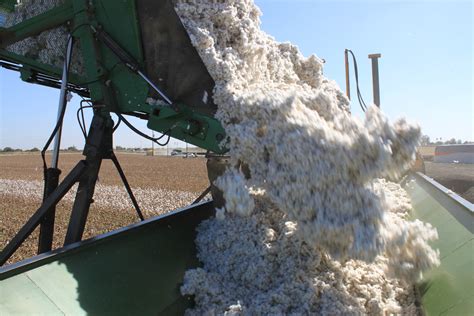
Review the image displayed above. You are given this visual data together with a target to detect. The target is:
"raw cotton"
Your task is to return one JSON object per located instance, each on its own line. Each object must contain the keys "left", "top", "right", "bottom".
{"left": 173, "top": 0, "right": 439, "bottom": 314}
{"left": 5, "top": 0, "right": 84, "bottom": 74}
{"left": 174, "top": 0, "right": 437, "bottom": 264}
{"left": 181, "top": 182, "right": 424, "bottom": 315}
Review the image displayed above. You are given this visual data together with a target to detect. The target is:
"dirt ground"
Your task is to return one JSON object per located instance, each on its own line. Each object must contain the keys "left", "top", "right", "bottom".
{"left": 0, "top": 153, "right": 209, "bottom": 265}
{"left": 424, "top": 162, "right": 474, "bottom": 203}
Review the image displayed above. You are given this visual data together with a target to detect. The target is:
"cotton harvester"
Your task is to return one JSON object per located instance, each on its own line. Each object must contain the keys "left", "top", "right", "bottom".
{"left": 0, "top": 1, "right": 472, "bottom": 315}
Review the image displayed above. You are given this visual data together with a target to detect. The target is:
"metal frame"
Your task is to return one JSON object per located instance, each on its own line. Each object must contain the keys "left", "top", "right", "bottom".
{"left": 0, "top": 0, "right": 229, "bottom": 265}
{"left": 0, "top": 1, "right": 140, "bottom": 264}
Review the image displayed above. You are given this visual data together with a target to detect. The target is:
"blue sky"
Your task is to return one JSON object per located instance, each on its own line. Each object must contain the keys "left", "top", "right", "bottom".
{"left": 0, "top": 0, "right": 472, "bottom": 149}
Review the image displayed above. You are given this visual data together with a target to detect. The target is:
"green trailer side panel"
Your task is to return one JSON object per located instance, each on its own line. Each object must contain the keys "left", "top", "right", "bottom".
{"left": 0, "top": 274, "right": 64, "bottom": 315}
{"left": 404, "top": 173, "right": 474, "bottom": 316}
{"left": 0, "top": 202, "right": 215, "bottom": 316}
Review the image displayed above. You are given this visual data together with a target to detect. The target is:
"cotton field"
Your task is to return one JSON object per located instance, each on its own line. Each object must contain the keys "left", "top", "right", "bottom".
{"left": 0, "top": 153, "right": 210, "bottom": 265}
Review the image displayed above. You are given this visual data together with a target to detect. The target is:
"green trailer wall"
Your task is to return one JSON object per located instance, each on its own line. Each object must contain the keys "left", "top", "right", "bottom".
{"left": 0, "top": 201, "right": 215, "bottom": 315}
{"left": 0, "top": 174, "right": 473, "bottom": 315}
{"left": 404, "top": 172, "right": 473, "bottom": 315}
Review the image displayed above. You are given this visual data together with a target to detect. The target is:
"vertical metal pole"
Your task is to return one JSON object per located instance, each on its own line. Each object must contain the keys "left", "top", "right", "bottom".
{"left": 38, "top": 37, "right": 73, "bottom": 254}
{"left": 368, "top": 53, "right": 382, "bottom": 107}
{"left": 344, "top": 49, "right": 351, "bottom": 100}
{"left": 51, "top": 38, "right": 73, "bottom": 168}
{"left": 151, "top": 131, "right": 155, "bottom": 156}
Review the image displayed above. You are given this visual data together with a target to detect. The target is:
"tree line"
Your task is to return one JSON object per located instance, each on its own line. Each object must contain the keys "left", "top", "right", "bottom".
{"left": 420, "top": 135, "right": 473, "bottom": 146}
{"left": 0, "top": 146, "right": 80, "bottom": 153}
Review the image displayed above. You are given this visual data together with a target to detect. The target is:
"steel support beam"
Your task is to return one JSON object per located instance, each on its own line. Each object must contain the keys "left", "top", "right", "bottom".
{"left": 64, "top": 114, "right": 113, "bottom": 245}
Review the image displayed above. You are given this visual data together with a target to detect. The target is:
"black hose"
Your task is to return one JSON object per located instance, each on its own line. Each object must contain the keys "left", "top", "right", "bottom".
{"left": 346, "top": 49, "right": 368, "bottom": 112}
{"left": 117, "top": 113, "right": 171, "bottom": 146}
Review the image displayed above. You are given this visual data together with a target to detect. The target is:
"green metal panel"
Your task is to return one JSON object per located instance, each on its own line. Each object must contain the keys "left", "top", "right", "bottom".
{"left": 0, "top": 0, "right": 228, "bottom": 153}
{"left": 0, "top": 274, "right": 64, "bottom": 315}
{"left": 0, "top": 202, "right": 215, "bottom": 315}
{"left": 86, "top": 0, "right": 149, "bottom": 112}
{"left": 148, "top": 105, "right": 228, "bottom": 154}
{"left": 403, "top": 173, "right": 474, "bottom": 315}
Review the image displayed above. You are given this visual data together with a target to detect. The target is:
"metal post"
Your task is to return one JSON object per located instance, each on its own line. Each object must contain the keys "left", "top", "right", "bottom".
{"left": 110, "top": 153, "right": 145, "bottom": 221}
{"left": 64, "top": 114, "right": 113, "bottom": 245}
{"left": 51, "top": 38, "right": 73, "bottom": 168}
{"left": 37, "top": 167, "right": 61, "bottom": 253}
{"left": 37, "top": 37, "right": 73, "bottom": 254}
{"left": 151, "top": 131, "right": 155, "bottom": 156}
{"left": 344, "top": 49, "right": 351, "bottom": 100}
{"left": 368, "top": 53, "right": 382, "bottom": 107}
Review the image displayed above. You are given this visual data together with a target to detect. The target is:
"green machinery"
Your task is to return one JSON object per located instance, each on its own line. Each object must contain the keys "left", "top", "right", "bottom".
{"left": 0, "top": 0, "right": 226, "bottom": 153}
{"left": 0, "top": 1, "right": 473, "bottom": 315}
{"left": 0, "top": 0, "right": 228, "bottom": 264}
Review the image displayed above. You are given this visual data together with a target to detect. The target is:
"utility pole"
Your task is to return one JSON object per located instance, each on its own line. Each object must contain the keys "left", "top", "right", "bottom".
{"left": 368, "top": 53, "right": 382, "bottom": 107}
{"left": 344, "top": 49, "right": 351, "bottom": 100}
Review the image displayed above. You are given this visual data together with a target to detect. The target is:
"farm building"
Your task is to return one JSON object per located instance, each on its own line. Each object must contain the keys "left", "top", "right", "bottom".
{"left": 434, "top": 144, "right": 474, "bottom": 164}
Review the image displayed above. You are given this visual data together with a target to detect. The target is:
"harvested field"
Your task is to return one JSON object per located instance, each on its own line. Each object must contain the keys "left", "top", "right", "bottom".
{"left": 0, "top": 153, "right": 209, "bottom": 265}
{"left": 0, "top": 152, "right": 208, "bottom": 192}
{"left": 424, "top": 162, "right": 474, "bottom": 203}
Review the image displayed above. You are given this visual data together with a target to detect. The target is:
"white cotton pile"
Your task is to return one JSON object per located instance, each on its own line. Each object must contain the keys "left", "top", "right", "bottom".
{"left": 174, "top": 0, "right": 437, "bottom": 263}
{"left": 181, "top": 185, "right": 424, "bottom": 315}
{"left": 5, "top": 0, "right": 84, "bottom": 74}
{"left": 173, "top": 0, "right": 440, "bottom": 314}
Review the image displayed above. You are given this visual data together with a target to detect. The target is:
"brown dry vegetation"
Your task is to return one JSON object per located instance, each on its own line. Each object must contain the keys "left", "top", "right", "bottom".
{"left": 0, "top": 153, "right": 209, "bottom": 265}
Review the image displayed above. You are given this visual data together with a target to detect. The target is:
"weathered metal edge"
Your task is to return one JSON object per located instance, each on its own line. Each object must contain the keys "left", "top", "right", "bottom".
{"left": 415, "top": 172, "right": 473, "bottom": 213}
{"left": 408, "top": 172, "right": 473, "bottom": 234}
{"left": 0, "top": 200, "right": 214, "bottom": 278}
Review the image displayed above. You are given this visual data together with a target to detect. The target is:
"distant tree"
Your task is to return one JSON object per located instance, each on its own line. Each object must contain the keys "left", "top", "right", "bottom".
{"left": 445, "top": 138, "right": 457, "bottom": 145}
{"left": 67, "top": 146, "right": 78, "bottom": 151}
{"left": 457, "top": 139, "right": 462, "bottom": 144}
{"left": 116, "top": 145, "right": 125, "bottom": 151}
{"left": 29, "top": 147, "right": 40, "bottom": 152}
{"left": 420, "top": 135, "right": 431, "bottom": 146}
{"left": 2, "top": 147, "right": 13, "bottom": 152}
